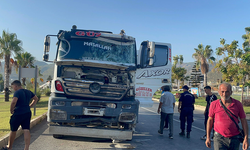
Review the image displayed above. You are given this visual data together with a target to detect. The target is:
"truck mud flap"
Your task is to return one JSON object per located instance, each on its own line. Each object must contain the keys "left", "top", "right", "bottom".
{"left": 49, "top": 126, "right": 133, "bottom": 140}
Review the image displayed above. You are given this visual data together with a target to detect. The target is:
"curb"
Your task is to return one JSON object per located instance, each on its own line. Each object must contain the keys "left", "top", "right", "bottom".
{"left": 0, "top": 112, "right": 47, "bottom": 148}
{"left": 152, "top": 98, "right": 250, "bottom": 120}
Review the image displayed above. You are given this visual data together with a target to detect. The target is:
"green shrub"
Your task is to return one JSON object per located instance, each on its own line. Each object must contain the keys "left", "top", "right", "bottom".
{"left": 43, "top": 88, "right": 51, "bottom": 96}
{"left": 243, "top": 99, "right": 250, "bottom": 106}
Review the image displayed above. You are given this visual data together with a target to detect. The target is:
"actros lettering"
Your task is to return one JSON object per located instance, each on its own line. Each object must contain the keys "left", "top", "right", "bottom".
{"left": 136, "top": 69, "right": 171, "bottom": 79}
{"left": 75, "top": 31, "right": 101, "bottom": 37}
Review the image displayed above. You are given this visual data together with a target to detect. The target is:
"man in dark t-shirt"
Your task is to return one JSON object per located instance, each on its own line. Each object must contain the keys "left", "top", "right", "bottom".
{"left": 200, "top": 86, "right": 217, "bottom": 140}
{"left": 178, "top": 85, "right": 195, "bottom": 138}
{"left": 4, "top": 80, "right": 38, "bottom": 150}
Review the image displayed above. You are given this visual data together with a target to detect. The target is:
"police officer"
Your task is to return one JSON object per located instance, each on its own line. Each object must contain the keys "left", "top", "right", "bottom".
{"left": 178, "top": 85, "right": 195, "bottom": 138}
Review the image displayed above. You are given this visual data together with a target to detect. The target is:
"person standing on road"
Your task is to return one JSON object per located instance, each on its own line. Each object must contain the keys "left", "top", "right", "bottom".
{"left": 178, "top": 85, "right": 195, "bottom": 138}
{"left": 205, "top": 83, "right": 249, "bottom": 150}
{"left": 3, "top": 80, "right": 38, "bottom": 150}
{"left": 161, "top": 86, "right": 169, "bottom": 130}
{"left": 200, "top": 86, "right": 217, "bottom": 140}
{"left": 157, "top": 85, "right": 176, "bottom": 139}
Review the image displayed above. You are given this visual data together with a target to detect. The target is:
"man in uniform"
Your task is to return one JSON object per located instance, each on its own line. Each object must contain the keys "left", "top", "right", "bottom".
{"left": 178, "top": 85, "right": 195, "bottom": 138}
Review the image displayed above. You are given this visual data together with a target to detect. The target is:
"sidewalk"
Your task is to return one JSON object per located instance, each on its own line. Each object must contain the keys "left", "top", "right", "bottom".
{"left": 152, "top": 98, "right": 250, "bottom": 120}
{"left": 0, "top": 112, "right": 47, "bottom": 148}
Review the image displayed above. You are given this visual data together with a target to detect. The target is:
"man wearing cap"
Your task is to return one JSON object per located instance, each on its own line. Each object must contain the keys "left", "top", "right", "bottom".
{"left": 178, "top": 85, "right": 195, "bottom": 138}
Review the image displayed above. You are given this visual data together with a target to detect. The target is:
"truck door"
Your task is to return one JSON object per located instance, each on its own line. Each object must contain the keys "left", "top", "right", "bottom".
{"left": 135, "top": 41, "right": 172, "bottom": 107}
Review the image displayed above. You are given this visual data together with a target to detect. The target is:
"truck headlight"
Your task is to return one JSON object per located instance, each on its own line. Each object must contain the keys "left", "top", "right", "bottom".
{"left": 106, "top": 103, "right": 116, "bottom": 108}
{"left": 50, "top": 109, "right": 67, "bottom": 120}
{"left": 71, "top": 102, "right": 83, "bottom": 106}
{"left": 122, "top": 104, "right": 131, "bottom": 109}
{"left": 54, "top": 101, "right": 65, "bottom": 106}
{"left": 119, "top": 112, "right": 136, "bottom": 122}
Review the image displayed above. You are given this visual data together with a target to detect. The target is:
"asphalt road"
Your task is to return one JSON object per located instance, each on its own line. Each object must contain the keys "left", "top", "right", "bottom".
{"left": 11, "top": 101, "right": 250, "bottom": 150}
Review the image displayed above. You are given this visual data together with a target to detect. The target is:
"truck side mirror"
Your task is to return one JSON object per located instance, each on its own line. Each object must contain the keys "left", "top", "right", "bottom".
{"left": 148, "top": 42, "right": 155, "bottom": 66}
{"left": 44, "top": 36, "right": 51, "bottom": 53}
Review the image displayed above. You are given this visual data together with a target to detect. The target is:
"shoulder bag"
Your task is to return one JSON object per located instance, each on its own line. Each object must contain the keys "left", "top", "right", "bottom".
{"left": 219, "top": 100, "right": 245, "bottom": 143}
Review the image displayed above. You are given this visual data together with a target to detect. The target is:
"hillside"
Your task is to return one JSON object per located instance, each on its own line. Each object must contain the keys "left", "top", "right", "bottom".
{"left": 0, "top": 61, "right": 54, "bottom": 83}
{"left": 176, "top": 62, "right": 222, "bottom": 83}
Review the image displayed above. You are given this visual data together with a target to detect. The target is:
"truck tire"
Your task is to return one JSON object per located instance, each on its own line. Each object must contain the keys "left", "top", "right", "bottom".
{"left": 53, "top": 134, "right": 64, "bottom": 139}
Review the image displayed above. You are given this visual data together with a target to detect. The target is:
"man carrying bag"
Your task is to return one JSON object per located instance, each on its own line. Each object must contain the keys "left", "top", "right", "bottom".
{"left": 205, "top": 83, "right": 249, "bottom": 150}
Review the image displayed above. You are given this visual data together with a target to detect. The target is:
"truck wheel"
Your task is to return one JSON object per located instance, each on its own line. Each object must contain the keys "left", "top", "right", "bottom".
{"left": 53, "top": 134, "right": 64, "bottom": 139}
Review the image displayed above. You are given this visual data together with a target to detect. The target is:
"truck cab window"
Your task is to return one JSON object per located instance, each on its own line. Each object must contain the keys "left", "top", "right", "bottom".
{"left": 141, "top": 44, "right": 168, "bottom": 68}
{"left": 141, "top": 44, "right": 148, "bottom": 68}
{"left": 152, "top": 45, "right": 168, "bottom": 67}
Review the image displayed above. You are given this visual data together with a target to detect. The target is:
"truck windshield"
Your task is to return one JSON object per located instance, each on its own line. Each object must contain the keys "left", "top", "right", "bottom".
{"left": 57, "top": 38, "right": 136, "bottom": 65}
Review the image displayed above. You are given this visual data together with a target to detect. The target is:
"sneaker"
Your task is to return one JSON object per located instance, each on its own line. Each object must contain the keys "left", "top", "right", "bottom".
{"left": 164, "top": 127, "right": 169, "bottom": 130}
{"left": 158, "top": 130, "right": 163, "bottom": 135}
{"left": 186, "top": 132, "right": 190, "bottom": 138}
{"left": 169, "top": 136, "right": 173, "bottom": 139}
{"left": 179, "top": 131, "right": 185, "bottom": 136}
{"left": 200, "top": 135, "right": 206, "bottom": 140}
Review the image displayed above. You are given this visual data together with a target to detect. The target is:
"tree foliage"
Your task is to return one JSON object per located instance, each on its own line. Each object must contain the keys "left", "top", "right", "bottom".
{"left": 215, "top": 28, "right": 250, "bottom": 102}
{"left": 172, "top": 55, "right": 187, "bottom": 90}
{"left": 14, "top": 52, "right": 35, "bottom": 85}
{"left": 0, "top": 30, "right": 22, "bottom": 101}
{"left": 192, "top": 44, "right": 216, "bottom": 87}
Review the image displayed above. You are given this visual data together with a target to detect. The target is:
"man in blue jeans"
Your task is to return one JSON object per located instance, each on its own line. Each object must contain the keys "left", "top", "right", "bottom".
{"left": 157, "top": 85, "right": 176, "bottom": 139}
{"left": 3, "top": 80, "right": 38, "bottom": 150}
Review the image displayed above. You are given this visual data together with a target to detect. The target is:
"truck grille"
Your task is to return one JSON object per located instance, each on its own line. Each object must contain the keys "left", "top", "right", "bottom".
{"left": 62, "top": 78, "right": 128, "bottom": 100}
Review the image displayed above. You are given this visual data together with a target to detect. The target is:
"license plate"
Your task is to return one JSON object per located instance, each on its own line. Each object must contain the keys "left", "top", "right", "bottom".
{"left": 83, "top": 108, "right": 104, "bottom": 116}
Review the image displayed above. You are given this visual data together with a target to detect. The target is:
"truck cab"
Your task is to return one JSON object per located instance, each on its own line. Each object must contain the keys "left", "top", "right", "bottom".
{"left": 43, "top": 25, "right": 171, "bottom": 141}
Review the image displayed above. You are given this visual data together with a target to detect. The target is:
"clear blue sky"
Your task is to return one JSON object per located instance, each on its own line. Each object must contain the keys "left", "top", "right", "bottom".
{"left": 0, "top": 0, "right": 250, "bottom": 63}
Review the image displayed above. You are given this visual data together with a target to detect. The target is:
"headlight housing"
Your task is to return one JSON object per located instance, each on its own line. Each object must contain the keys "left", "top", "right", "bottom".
{"left": 119, "top": 112, "right": 136, "bottom": 122}
{"left": 54, "top": 101, "right": 65, "bottom": 106}
{"left": 106, "top": 103, "right": 116, "bottom": 108}
{"left": 122, "top": 104, "right": 131, "bottom": 109}
{"left": 71, "top": 102, "right": 83, "bottom": 106}
{"left": 50, "top": 109, "right": 67, "bottom": 120}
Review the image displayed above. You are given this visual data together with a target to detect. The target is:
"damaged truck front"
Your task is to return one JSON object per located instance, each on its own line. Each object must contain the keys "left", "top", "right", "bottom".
{"left": 43, "top": 25, "right": 172, "bottom": 141}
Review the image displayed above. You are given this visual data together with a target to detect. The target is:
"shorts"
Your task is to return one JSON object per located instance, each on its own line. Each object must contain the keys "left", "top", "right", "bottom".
{"left": 10, "top": 111, "right": 31, "bottom": 131}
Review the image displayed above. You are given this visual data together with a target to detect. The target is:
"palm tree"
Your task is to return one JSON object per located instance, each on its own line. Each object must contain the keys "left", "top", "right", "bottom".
{"left": 173, "top": 55, "right": 183, "bottom": 67}
{"left": 14, "top": 52, "right": 35, "bottom": 85}
{"left": 192, "top": 44, "right": 215, "bottom": 87}
{"left": 172, "top": 55, "right": 186, "bottom": 90}
{"left": 242, "top": 27, "right": 250, "bottom": 51}
{"left": 0, "top": 30, "right": 22, "bottom": 101}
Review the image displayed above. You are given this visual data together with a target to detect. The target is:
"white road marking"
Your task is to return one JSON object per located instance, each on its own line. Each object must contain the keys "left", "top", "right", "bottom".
{"left": 141, "top": 107, "right": 205, "bottom": 132}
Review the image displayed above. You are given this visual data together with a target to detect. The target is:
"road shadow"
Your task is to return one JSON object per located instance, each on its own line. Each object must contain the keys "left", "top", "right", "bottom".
{"left": 11, "top": 118, "right": 48, "bottom": 149}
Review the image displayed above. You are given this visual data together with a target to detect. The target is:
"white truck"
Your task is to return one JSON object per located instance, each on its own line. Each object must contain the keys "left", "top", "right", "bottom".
{"left": 43, "top": 25, "right": 172, "bottom": 141}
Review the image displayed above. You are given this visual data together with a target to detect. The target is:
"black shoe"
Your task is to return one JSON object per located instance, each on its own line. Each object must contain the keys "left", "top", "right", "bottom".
{"left": 158, "top": 130, "right": 163, "bottom": 135}
{"left": 186, "top": 132, "right": 190, "bottom": 138}
{"left": 179, "top": 131, "right": 185, "bottom": 136}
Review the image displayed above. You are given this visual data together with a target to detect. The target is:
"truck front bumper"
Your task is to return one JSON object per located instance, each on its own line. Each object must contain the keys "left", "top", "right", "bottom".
{"left": 49, "top": 125, "right": 133, "bottom": 140}
{"left": 47, "top": 95, "right": 139, "bottom": 125}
